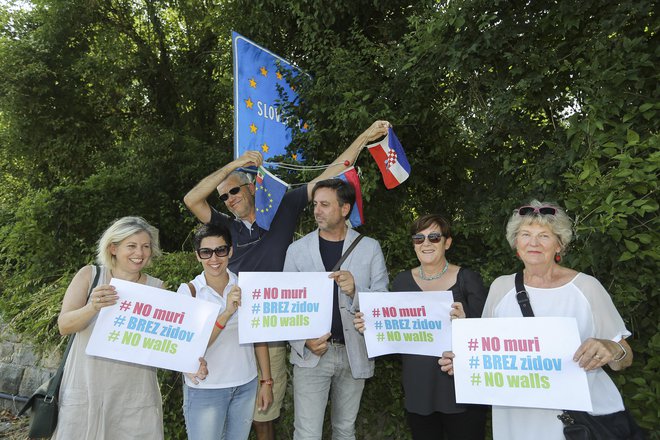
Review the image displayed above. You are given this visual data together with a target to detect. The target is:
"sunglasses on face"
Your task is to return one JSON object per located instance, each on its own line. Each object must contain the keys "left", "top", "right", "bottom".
{"left": 516, "top": 206, "right": 557, "bottom": 216}
{"left": 412, "top": 232, "right": 443, "bottom": 245}
{"left": 197, "top": 246, "right": 231, "bottom": 259}
{"left": 219, "top": 183, "right": 249, "bottom": 202}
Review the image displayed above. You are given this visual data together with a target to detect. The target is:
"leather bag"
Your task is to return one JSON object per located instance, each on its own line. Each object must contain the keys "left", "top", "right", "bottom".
{"left": 514, "top": 271, "right": 645, "bottom": 440}
{"left": 18, "top": 265, "right": 101, "bottom": 438}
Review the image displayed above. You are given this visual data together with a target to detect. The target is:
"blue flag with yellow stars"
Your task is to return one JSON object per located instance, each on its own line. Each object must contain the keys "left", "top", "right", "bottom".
{"left": 233, "top": 32, "right": 307, "bottom": 163}
{"left": 255, "top": 166, "right": 289, "bottom": 230}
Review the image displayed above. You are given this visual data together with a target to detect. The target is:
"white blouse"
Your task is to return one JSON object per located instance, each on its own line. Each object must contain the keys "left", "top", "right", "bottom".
{"left": 483, "top": 272, "right": 631, "bottom": 440}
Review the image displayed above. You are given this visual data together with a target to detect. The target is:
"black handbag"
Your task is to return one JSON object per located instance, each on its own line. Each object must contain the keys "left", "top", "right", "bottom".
{"left": 558, "top": 409, "right": 645, "bottom": 440}
{"left": 514, "top": 272, "right": 646, "bottom": 440}
{"left": 18, "top": 265, "right": 101, "bottom": 438}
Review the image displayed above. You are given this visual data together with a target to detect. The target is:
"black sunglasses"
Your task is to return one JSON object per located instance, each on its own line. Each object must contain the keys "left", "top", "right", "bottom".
{"left": 219, "top": 183, "right": 249, "bottom": 202}
{"left": 197, "top": 246, "right": 231, "bottom": 259}
{"left": 412, "top": 232, "right": 443, "bottom": 245}
{"left": 517, "top": 206, "right": 557, "bottom": 216}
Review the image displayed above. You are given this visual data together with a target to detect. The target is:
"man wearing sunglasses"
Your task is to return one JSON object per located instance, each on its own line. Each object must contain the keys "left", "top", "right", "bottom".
{"left": 284, "top": 179, "right": 388, "bottom": 440}
{"left": 183, "top": 120, "right": 390, "bottom": 440}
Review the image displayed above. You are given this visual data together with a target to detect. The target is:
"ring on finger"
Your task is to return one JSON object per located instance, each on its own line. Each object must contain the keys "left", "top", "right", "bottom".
{"left": 593, "top": 354, "right": 602, "bottom": 360}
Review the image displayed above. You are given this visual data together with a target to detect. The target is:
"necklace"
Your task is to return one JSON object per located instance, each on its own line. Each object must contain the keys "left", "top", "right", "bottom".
{"left": 419, "top": 260, "right": 449, "bottom": 281}
{"left": 111, "top": 270, "right": 142, "bottom": 283}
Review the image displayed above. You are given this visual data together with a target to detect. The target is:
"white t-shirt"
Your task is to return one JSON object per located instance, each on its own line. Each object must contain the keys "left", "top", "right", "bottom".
{"left": 177, "top": 270, "right": 257, "bottom": 389}
{"left": 483, "top": 272, "right": 631, "bottom": 440}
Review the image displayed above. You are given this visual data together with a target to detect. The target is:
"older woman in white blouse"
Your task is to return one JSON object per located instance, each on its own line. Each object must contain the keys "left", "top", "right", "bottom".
{"left": 439, "top": 200, "right": 638, "bottom": 440}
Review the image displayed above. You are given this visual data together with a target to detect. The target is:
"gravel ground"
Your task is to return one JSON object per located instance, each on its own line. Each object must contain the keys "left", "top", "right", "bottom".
{"left": 0, "top": 410, "right": 29, "bottom": 439}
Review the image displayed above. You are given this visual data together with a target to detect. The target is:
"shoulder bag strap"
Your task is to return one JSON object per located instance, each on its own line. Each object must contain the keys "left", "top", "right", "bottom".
{"left": 515, "top": 271, "right": 535, "bottom": 317}
{"left": 331, "top": 234, "right": 364, "bottom": 272}
{"left": 46, "top": 265, "right": 102, "bottom": 397}
{"left": 451, "top": 269, "right": 466, "bottom": 305}
{"left": 187, "top": 282, "right": 197, "bottom": 298}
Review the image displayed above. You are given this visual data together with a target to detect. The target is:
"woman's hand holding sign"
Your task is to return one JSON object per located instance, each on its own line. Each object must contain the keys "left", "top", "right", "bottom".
{"left": 224, "top": 285, "right": 242, "bottom": 315}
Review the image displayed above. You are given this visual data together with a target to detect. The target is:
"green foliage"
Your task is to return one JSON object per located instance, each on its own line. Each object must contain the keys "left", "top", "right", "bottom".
{"left": 0, "top": 0, "right": 658, "bottom": 437}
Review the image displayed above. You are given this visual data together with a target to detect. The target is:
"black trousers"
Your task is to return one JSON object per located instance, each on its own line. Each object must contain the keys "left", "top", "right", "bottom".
{"left": 406, "top": 406, "right": 488, "bottom": 440}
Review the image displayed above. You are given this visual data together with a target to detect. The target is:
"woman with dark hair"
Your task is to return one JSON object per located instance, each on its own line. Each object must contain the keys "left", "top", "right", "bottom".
{"left": 177, "top": 223, "right": 272, "bottom": 440}
{"left": 356, "top": 214, "right": 488, "bottom": 439}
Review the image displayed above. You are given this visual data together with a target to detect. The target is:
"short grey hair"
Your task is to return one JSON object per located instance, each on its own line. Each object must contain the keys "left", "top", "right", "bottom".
{"left": 96, "top": 216, "right": 162, "bottom": 269}
{"left": 227, "top": 170, "right": 253, "bottom": 185}
{"left": 505, "top": 200, "right": 573, "bottom": 254}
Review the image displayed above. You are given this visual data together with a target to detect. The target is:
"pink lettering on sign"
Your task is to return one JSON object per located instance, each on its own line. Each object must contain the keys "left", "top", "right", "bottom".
{"left": 382, "top": 307, "right": 397, "bottom": 317}
{"left": 482, "top": 336, "right": 501, "bottom": 351}
{"left": 503, "top": 336, "right": 540, "bottom": 352}
{"left": 264, "top": 287, "right": 279, "bottom": 299}
{"left": 133, "top": 302, "right": 152, "bottom": 317}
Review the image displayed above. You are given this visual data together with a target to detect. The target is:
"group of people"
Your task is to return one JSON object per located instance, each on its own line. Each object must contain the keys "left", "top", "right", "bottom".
{"left": 50, "top": 119, "right": 640, "bottom": 440}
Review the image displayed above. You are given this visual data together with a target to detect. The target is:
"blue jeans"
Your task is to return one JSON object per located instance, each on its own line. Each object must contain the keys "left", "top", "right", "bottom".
{"left": 293, "top": 343, "right": 366, "bottom": 440}
{"left": 183, "top": 377, "right": 257, "bottom": 440}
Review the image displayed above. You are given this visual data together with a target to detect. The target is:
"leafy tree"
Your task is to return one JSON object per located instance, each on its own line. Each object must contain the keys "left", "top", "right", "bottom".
{"left": 0, "top": 0, "right": 657, "bottom": 437}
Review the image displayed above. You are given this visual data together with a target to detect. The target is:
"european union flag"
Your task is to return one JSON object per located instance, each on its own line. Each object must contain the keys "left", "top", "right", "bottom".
{"left": 233, "top": 32, "right": 307, "bottom": 162}
{"left": 255, "top": 166, "right": 289, "bottom": 230}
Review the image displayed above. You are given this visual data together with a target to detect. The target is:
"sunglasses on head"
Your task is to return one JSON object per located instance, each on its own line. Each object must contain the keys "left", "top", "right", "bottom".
{"left": 219, "top": 183, "right": 249, "bottom": 202}
{"left": 517, "top": 206, "right": 557, "bottom": 216}
{"left": 197, "top": 245, "right": 231, "bottom": 259}
{"left": 412, "top": 232, "right": 443, "bottom": 245}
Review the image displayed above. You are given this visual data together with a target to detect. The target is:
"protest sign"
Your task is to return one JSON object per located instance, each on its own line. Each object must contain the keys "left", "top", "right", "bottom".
{"left": 453, "top": 317, "right": 592, "bottom": 411}
{"left": 238, "top": 272, "right": 333, "bottom": 343}
{"left": 359, "top": 291, "right": 454, "bottom": 357}
{"left": 86, "top": 279, "right": 220, "bottom": 373}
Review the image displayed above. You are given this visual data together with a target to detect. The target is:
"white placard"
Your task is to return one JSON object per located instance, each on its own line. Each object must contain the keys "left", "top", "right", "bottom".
{"left": 453, "top": 317, "right": 592, "bottom": 411}
{"left": 86, "top": 279, "right": 220, "bottom": 373}
{"left": 359, "top": 291, "right": 454, "bottom": 357}
{"left": 238, "top": 272, "right": 334, "bottom": 343}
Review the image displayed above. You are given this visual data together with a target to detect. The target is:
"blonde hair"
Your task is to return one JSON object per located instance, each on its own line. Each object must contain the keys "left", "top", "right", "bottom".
{"left": 505, "top": 200, "right": 573, "bottom": 254}
{"left": 96, "top": 216, "right": 162, "bottom": 269}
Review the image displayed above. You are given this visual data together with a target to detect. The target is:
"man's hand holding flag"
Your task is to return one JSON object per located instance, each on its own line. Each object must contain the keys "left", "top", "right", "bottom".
{"left": 365, "top": 127, "right": 411, "bottom": 189}
{"left": 255, "top": 166, "right": 289, "bottom": 230}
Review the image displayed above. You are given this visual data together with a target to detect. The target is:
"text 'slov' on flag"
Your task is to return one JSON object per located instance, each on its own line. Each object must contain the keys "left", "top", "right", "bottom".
{"left": 365, "top": 128, "right": 411, "bottom": 189}
{"left": 255, "top": 166, "right": 289, "bottom": 230}
{"left": 336, "top": 167, "right": 364, "bottom": 228}
{"left": 232, "top": 32, "right": 308, "bottom": 162}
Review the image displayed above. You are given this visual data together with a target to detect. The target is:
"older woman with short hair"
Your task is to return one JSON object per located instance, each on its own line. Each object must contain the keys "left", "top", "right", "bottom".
{"left": 440, "top": 200, "right": 641, "bottom": 440}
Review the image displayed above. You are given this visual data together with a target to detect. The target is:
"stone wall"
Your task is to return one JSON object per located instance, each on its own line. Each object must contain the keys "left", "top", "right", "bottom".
{"left": 0, "top": 319, "right": 60, "bottom": 414}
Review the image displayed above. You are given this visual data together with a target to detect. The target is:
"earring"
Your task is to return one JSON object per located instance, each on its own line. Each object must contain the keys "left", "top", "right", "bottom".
{"left": 516, "top": 251, "right": 520, "bottom": 258}
{"left": 554, "top": 253, "right": 561, "bottom": 263}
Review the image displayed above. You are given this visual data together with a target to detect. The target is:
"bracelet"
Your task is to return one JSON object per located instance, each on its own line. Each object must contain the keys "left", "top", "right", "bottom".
{"left": 259, "top": 378, "right": 274, "bottom": 386}
{"left": 215, "top": 321, "right": 225, "bottom": 330}
{"left": 612, "top": 341, "right": 627, "bottom": 362}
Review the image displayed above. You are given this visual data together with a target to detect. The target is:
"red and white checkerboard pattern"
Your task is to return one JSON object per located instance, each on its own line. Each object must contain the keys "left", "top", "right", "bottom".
{"left": 385, "top": 150, "right": 398, "bottom": 169}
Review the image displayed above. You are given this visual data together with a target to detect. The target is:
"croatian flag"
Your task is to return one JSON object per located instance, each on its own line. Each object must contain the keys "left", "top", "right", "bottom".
{"left": 365, "top": 128, "right": 411, "bottom": 189}
{"left": 336, "top": 167, "right": 364, "bottom": 228}
{"left": 255, "top": 166, "right": 289, "bottom": 230}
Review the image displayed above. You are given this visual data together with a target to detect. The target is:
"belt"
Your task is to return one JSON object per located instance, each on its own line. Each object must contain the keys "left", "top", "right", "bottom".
{"left": 329, "top": 338, "right": 345, "bottom": 346}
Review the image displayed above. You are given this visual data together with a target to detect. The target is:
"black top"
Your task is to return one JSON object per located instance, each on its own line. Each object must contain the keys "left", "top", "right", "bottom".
{"left": 319, "top": 237, "right": 345, "bottom": 344}
{"left": 210, "top": 185, "right": 308, "bottom": 273}
{"left": 394, "top": 267, "right": 487, "bottom": 415}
